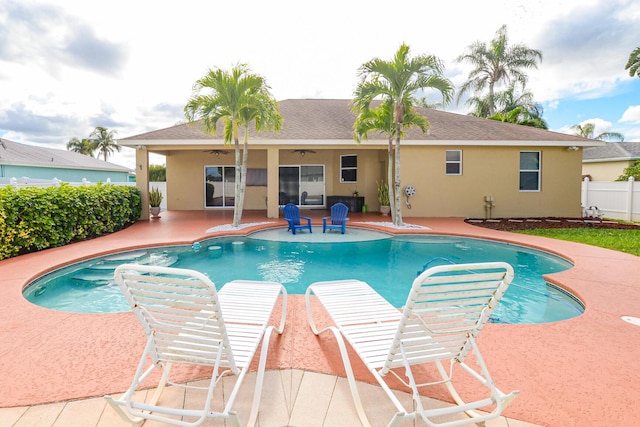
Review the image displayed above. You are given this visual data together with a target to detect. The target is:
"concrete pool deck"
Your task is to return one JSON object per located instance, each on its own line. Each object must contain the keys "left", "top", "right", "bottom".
{"left": 1, "top": 210, "right": 639, "bottom": 426}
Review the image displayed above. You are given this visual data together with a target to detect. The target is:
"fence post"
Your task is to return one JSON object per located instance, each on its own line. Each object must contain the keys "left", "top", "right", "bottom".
{"left": 582, "top": 177, "right": 590, "bottom": 211}
{"left": 627, "top": 177, "right": 635, "bottom": 222}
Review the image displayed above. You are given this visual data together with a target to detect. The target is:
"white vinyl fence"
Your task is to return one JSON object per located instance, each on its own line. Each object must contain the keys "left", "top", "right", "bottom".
{"left": 581, "top": 177, "right": 639, "bottom": 222}
{"left": 0, "top": 178, "right": 167, "bottom": 210}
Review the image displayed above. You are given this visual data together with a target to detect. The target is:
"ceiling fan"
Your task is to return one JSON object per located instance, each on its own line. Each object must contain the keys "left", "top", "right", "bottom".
{"left": 292, "top": 149, "right": 316, "bottom": 157}
{"left": 205, "top": 150, "right": 230, "bottom": 157}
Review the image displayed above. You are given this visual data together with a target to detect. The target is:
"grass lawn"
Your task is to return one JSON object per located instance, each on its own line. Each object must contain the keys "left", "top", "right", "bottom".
{"left": 515, "top": 228, "right": 640, "bottom": 256}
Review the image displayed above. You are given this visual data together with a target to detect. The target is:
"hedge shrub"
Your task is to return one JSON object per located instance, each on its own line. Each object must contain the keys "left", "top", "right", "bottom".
{"left": 0, "top": 184, "right": 141, "bottom": 260}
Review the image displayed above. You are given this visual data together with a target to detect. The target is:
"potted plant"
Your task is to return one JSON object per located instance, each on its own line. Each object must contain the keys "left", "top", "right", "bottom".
{"left": 376, "top": 180, "right": 391, "bottom": 216}
{"left": 149, "top": 186, "right": 163, "bottom": 218}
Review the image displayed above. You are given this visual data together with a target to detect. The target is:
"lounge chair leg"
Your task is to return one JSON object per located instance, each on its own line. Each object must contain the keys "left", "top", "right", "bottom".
{"left": 146, "top": 362, "right": 171, "bottom": 406}
{"left": 326, "top": 326, "right": 372, "bottom": 427}
{"left": 104, "top": 395, "right": 145, "bottom": 425}
{"left": 246, "top": 326, "right": 276, "bottom": 427}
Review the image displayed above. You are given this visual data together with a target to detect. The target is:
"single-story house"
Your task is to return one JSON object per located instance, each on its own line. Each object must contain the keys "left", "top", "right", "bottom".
{"left": 582, "top": 141, "right": 640, "bottom": 181}
{"left": 119, "top": 99, "right": 600, "bottom": 220}
{"left": 0, "top": 138, "right": 133, "bottom": 184}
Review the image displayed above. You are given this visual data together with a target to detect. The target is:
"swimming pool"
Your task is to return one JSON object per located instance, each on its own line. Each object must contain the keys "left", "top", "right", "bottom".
{"left": 23, "top": 230, "right": 582, "bottom": 324}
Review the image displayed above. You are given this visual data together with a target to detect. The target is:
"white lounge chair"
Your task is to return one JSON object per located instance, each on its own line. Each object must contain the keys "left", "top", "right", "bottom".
{"left": 305, "top": 262, "right": 519, "bottom": 427}
{"left": 105, "top": 264, "right": 287, "bottom": 427}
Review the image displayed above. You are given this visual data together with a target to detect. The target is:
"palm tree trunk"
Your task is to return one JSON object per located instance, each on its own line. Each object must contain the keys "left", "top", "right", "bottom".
{"left": 393, "top": 105, "right": 403, "bottom": 227}
{"left": 232, "top": 138, "right": 242, "bottom": 227}
{"left": 393, "top": 133, "right": 403, "bottom": 227}
{"left": 387, "top": 138, "right": 395, "bottom": 223}
{"left": 488, "top": 82, "right": 496, "bottom": 116}
{"left": 234, "top": 129, "right": 249, "bottom": 227}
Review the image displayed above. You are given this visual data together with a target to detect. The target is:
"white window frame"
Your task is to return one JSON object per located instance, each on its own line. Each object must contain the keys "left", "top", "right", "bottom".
{"left": 340, "top": 154, "right": 358, "bottom": 183}
{"left": 445, "top": 150, "right": 462, "bottom": 175}
{"left": 519, "top": 151, "right": 541, "bottom": 192}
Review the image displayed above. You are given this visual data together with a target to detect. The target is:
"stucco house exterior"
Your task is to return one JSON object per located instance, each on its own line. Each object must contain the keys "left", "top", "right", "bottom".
{"left": 582, "top": 141, "right": 640, "bottom": 181}
{"left": 120, "top": 99, "right": 600, "bottom": 220}
{"left": 0, "top": 138, "right": 132, "bottom": 183}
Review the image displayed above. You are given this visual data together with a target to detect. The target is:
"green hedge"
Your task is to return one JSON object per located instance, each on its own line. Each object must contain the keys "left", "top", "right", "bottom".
{"left": 0, "top": 184, "right": 141, "bottom": 260}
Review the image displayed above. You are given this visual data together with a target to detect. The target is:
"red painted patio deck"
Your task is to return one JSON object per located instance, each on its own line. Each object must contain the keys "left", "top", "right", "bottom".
{"left": 1, "top": 210, "right": 639, "bottom": 426}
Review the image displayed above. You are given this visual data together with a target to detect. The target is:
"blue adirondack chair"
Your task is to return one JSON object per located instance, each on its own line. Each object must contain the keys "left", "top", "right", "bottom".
{"left": 323, "top": 203, "right": 349, "bottom": 234}
{"left": 283, "top": 203, "right": 312, "bottom": 235}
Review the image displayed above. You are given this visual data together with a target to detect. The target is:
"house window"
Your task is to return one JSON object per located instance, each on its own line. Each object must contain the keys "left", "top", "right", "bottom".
{"left": 519, "top": 151, "right": 541, "bottom": 191}
{"left": 340, "top": 154, "right": 357, "bottom": 183}
{"left": 445, "top": 150, "right": 462, "bottom": 175}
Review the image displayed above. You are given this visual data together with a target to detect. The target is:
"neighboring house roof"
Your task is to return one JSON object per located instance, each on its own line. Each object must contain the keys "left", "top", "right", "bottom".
{"left": 120, "top": 99, "right": 597, "bottom": 146}
{"left": 0, "top": 138, "right": 131, "bottom": 172}
{"left": 582, "top": 141, "right": 640, "bottom": 163}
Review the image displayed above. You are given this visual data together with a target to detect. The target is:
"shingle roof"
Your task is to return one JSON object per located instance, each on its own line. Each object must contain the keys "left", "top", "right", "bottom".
{"left": 121, "top": 98, "right": 594, "bottom": 144}
{"left": 582, "top": 141, "right": 640, "bottom": 161}
{"left": 0, "top": 138, "right": 131, "bottom": 172}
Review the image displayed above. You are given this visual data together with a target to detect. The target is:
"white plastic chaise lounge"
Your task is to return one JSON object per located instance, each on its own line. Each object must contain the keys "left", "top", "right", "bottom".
{"left": 305, "top": 262, "right": 519, "bottom": 427}
{"left": 105, "top": 264, "right": 287, "bottom": 427}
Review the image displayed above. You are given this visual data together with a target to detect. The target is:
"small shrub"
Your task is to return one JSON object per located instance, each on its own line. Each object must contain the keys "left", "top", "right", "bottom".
{"left": 616, "top": 160, "right": 640, "bottom": 181}
{"left": 377, "top": 180, "right": 390, "bottom": 205}
{"left": 149, "top": 186, "right": 163, "bottom": 207}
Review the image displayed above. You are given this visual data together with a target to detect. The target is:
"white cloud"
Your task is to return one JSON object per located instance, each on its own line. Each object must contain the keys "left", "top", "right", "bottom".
{"left": 1, "top": 0, "right": 640, "bottom": 164}
{"left": 556, "top": 118, "right": 615, "bottom": 137}
{"left": 620, "top": 105, "right": 640, "bottom": 124}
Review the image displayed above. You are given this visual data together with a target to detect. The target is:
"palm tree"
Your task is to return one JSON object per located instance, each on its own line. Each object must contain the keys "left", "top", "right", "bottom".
{"left": 90, "top": 126, "right": 120, "bottom": 161}
{"left": 488, "top": 105, "right": 548, "bottom": 129}
{"left": 353, "top": 99, "right": 427, "bottom": 223}
{"left": 571, "top": 122, "right": 624, "bottom": 142}
{"left": 465, "top": 95, "right": 494, "bottom": 118}
{"left": 233, "top": 90, "right": 282, "bottom": 224}
{"left": 456, "top": 25, "right": 542, "bottom": 116}
{"left": 494, "top": 81, "right": 537, "bottom": 113}
{"left": 625, "top": 46, "right": 640, "bottom": 78}
{"left": 353, "top": 43, "right": 453, "bottom": 226}
{"left": 184, "top": 64, "right": 282, "bottom": 227}
{"left": 66, "top": 137, "right": 96, "bottom": 156}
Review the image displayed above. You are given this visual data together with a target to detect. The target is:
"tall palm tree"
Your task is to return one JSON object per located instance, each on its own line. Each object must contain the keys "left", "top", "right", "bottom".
{"left": 90, "top": 126, "right": 120, "bottom": 161}
{"left": 353, "top": 99, "right": 427, "bottom": 223}
{"left": 625, "top": 46, "right": 640, "bottom": 78}
{"left": 456, "top": 25, "right": 542, "bottom": 116}
{"left": 66, "top": 137, "right": 96, "bottom": 156}
{"left": 571, "top": 122, "right": 624, "bottom": 142}
{"left": 353, "top": 43, "right": 453, "bottom": 226}
{"left": 184, "top": 64, "right": 282, "bottom": 227}
{"left": 233, "top": 90, "right": 282, "bottom": 224}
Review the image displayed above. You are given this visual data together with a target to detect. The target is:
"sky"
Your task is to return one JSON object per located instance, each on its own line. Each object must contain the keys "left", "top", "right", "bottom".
{"left": 1, "top": 0, "right": 639, "bottom": 170}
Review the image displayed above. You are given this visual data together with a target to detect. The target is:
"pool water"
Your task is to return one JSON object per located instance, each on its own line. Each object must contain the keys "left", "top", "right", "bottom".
{"left": 23, "top": 232, "right": 582, "bottom": 324}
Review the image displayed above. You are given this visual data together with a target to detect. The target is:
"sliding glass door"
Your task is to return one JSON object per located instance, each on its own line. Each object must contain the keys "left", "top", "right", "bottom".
{"left": 205, "top": 166, "right": 235, "bottom": 207}
{"left": 279, "top": 165, "right": 325, "bottom": 206}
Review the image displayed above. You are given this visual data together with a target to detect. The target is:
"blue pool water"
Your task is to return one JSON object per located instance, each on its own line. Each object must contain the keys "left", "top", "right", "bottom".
{"left": 23, "top": 229, "right": 583, "bottom": 324}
